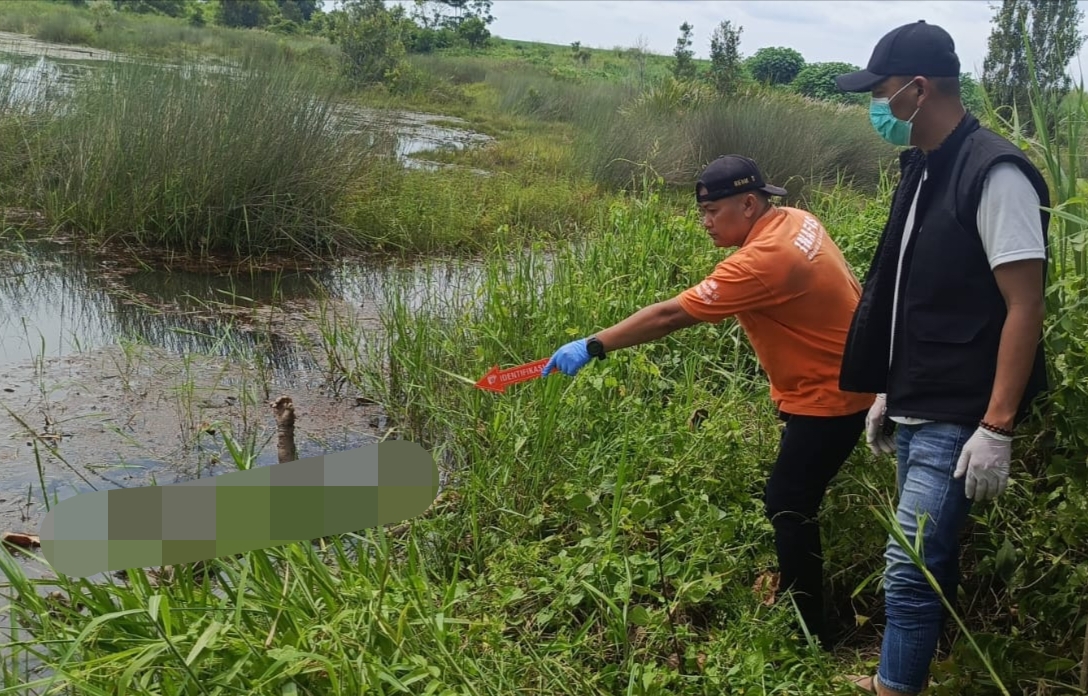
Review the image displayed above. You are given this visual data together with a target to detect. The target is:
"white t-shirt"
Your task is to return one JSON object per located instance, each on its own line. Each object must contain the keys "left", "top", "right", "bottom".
{"left": 886, "top": 161, "right": 1046, "bottom": 425}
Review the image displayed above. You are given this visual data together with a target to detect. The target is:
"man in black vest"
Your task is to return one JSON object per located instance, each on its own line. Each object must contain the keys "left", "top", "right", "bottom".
{"left": 833, "top": 21, "right": 1050, "bottom": 696}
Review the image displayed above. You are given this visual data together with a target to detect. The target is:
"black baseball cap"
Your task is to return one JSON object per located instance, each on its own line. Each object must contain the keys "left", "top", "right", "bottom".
{"left": 696, "top": 155, "right": 787, "bottom": 203}
{"left": 835, "top": 20, "right": 960, "bottom": 93}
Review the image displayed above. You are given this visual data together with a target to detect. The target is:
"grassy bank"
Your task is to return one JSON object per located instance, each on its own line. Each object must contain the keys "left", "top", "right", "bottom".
{"left": 0, "top": 185, "right": 892, "bottom": 696}
{"left": 342, "top": 140, "right": 610, "bottom": 255}
{"left": 0, "top": 55, "right": 385, "bottom": 258}
{"left": 575, "top": 85, "right": 896, "bottom": 200}
{"left": 0, "top": 33, "right": 636, "bottom": 258}
{"left": 3, "top": 174, "right": 1086, "bottom": 693}
{"left": 0, "top": 0, "right": 339, "bottom": 69}
{"left": 369, "top": 52, "right": 899, "bottom": 198}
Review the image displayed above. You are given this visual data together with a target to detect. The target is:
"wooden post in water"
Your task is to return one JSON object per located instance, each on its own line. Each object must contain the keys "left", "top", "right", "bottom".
{"left": 270, "top": 396, "right": 298, "bottom": 464}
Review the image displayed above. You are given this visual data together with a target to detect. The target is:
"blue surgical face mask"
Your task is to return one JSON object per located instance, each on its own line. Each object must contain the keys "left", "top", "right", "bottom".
{"left": 870, "top": 79, "right": 920, "bottom": 147}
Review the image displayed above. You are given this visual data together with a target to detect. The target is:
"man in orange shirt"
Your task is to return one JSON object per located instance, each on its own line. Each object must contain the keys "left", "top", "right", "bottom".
{"left": 543, "top": 154, "right": 875, "bottom": 648}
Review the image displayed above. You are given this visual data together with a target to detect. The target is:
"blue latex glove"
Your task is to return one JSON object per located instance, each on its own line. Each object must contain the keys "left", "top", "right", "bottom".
{"left": 542, "top": 338, "right": 591, "bottom": 377}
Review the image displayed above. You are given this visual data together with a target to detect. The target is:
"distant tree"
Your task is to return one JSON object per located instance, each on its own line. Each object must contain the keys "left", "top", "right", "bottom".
{"left": 707, "top": 19, "right": 743, "bottom": 94}
{"left": 959, "top": 72, "right": 986, "bottom": 114}
{"left": 402, "top": 0, "right": 491, "bottom": 52}
{"left": 277, "top": 0, "right": 317, "bottom": 22}
{"left": 567, "top": 40, "right": 589, "bottom": 65}
{"left": 1058, "top": 85, "right": 1088, "bottom": 124}
{"left": 267, "top": 15, "right": 301, "bottom": 34}
{"left": 628, "top": 34, "right": 650, "bottom": 89}
{"left": 331, "top": 0, "right": 410, "bottom": 85}
{"left": 457, "top": 14, "right": 489, "bottom": 49}
{"left": 113, "top": 0, "right": 190, "bottom": 16}
{"left": 672, "top": 22, "right": 696, "bottom": 82}
{"left": 215, "top": 0, "right": 277, "bottom": 28}
{"left": 791, "top": 61, "right": 867, "bottom": 105}
{"left": 411, "top": 0, "right": 493, "bottom": 30}
{"left": 747, "top": 46, "right": 804, "bottom": 85}
{"left": 448, "top": 0, "right": 494, "bottom": 26}
{"left": 981, "top": 0, "right": 1085, "bottom": 131}
{"left": 277, "top": 0, "right": 304, "bottom": 24}
{"left": 306, "top": 7, "right": 335, "bottom": 37}
{"left": 188, "top": 2, "right": 206, "bottom": 26}
{"left": 90, "top": 0, "right": 114, "bottom": 30}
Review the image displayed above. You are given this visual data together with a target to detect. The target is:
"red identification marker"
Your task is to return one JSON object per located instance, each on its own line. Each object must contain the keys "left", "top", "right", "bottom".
{"left": 474, "top": 357, "right": 552, "bottom": 393}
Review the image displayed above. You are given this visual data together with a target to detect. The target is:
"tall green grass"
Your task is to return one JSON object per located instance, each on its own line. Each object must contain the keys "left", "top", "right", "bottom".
{"left": 485, "top": 68, "right": 635, "bottom": 124}
{"left": 0, "top": 185, "right": 891, "bottom": 695}
{"left": 425, "top": 57, "right": 900, "bottom": 203}
{"left": 342, "top": 124, "right": 617, "bottom": 255}
{"left": 3, "top": 167, "right": 1086, "bottom": 695}
{"left": 383, "top": 54, "right": 637, "bottom": 124}
{"left": 0, "top": 0, "right": 340, "bottom": 68}
{"left": 0, "top": 56, "right": 388, "bottom": 257}
{"left": 341, "top": 150, "right": 1088, "bottom": 693}
{"left": 460, "top": 35, "right": 690, "bottom": 90}
{"left": 575, "top": 83, "right": 899, "bottom": 202}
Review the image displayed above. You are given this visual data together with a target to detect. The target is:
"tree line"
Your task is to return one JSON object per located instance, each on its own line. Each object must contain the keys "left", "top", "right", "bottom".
{"left": 47, "top": 0, "right": 494, "bottom": 50}
{"left": 665, "top": 0, "right": 1085, "bottom": 128}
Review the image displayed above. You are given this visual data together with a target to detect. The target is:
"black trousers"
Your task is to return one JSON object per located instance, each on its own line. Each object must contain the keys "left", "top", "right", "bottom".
{"left": 763, "top": 408, "right": 866, "bottom": 644}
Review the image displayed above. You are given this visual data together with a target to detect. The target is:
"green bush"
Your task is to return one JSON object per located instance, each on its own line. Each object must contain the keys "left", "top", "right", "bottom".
{"left": 487, "top": 67, "right": 632, "bottom": 123}
{"left": 746, "top": 46, "right": 805, "bottom": 86}
{"left": 576, "top": 85, "right": 897, "bottom": 201}
{"left": 33, "top": 11, "right": 93, "bottom": 43}
{"left": 790, "top": 61, "right": 867, "bottom": 106}
{"left": 4, "top": 57, "right": 383, "bottom": 257}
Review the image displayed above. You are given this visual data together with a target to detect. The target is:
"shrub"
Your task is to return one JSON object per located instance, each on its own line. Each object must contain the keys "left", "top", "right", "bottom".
{"left": 790, "top": 61, "right": 867, "bottom": 106}
{"left": 577, "top": 86, "right": 897, "bottom": 201}
{"left": 33, "top": 11, "right": 94, "bottom": 44}
{"left": 10, "top": 57, "right": 384, "bottom": 257}
{"left": 747, "top": 46, "right": 805, "bottom": 86}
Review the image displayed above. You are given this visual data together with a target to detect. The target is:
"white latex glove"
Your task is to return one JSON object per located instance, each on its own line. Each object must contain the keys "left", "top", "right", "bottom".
{"left": 865, "top": 394, "right": 896, "bottom": 456}
{"left": 953, "top": 427, "right": 1013, "bottom": 501}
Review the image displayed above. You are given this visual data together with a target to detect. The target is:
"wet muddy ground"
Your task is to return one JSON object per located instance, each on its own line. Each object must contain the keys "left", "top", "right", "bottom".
{"left": 0, "top": 224, "right": 489, "bottom": 692}
{"left": 0, "top": 227, "right": 485, "bottom": 587}
{"left": 0, "top": 30, "right": 493, "bottom": 631}
{"left": 0, "top": 30, "right": 125, "bottom": 63}
{"left": 0, "top": 297, "right": 390, "bottom": 580}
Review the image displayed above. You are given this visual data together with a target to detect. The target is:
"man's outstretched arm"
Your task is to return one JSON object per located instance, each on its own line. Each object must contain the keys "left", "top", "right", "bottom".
{"left": 542, "top": 258, "right": 765, "bottom": 378}
{"left": 595, "top": 299, "right": 703, "bottom": 353}
{"left": 542, "top": 299, "right": 702, "bottom": 377}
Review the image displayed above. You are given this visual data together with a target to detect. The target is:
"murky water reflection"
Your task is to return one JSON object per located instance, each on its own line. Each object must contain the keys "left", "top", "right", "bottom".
{"left": 0, "top": 39, "right": 528, "bottom": 683}
{"left": 0, "top": 36, "right": 498, "bottom": 574}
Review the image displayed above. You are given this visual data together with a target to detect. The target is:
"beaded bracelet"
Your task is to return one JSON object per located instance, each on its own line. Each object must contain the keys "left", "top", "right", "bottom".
{"left": 980, "top": 420, "right": 1015, "bottom": 437}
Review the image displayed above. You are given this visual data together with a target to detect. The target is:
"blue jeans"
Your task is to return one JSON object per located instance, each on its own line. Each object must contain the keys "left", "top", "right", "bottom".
{"left": 877, "top": 421, "right": 975, "bottom": 694}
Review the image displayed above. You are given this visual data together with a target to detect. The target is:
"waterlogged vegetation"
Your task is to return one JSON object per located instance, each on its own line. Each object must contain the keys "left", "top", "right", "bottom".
{"left": 0, "top": 0, "right": 1086, "bottom": 694}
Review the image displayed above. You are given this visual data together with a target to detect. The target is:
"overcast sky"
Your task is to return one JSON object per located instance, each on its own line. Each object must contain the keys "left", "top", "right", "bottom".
{"left": 370, "top": 0, "right": 1088, "bottom": 80}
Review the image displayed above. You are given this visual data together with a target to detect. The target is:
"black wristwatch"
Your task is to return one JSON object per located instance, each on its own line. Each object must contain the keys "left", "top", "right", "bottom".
{"left": 586, "top": 336, "right": 606, "bottom": 360}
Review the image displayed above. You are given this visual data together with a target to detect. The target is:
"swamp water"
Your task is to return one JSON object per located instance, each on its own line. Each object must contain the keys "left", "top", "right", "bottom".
{"left": 0, "top": 231, "right": 489, "bottom": 542}
{"left": 0, "top": 37, "right": 495, "bottom": 595}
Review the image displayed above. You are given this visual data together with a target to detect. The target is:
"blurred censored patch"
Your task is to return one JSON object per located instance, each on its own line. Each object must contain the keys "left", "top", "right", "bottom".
{"left": 38, "top": 440, "right": 440, "bottom": 578}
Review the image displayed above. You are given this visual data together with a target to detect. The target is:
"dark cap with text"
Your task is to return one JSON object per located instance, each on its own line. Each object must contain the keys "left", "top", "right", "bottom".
{"left": 835, "top": 20, "right": 959, "bottom": 93}
{"left": 696, "top": 155, "right": 787, "bottom": 203}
